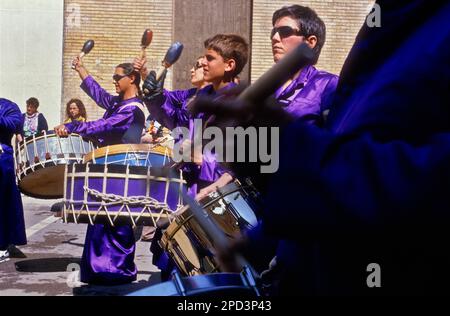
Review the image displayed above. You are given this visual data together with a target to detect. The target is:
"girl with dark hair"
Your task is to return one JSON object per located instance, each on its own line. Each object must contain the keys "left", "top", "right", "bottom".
{"left": 54, "top": 56, "right": 145, "bottom": 285}
{"left": 64, "top": 98, "right": 88, "bottom": 123}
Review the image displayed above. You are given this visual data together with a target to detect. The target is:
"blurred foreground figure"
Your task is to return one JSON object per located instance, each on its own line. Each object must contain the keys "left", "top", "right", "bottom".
{"left": 194, "top": 0, "right": 450, "bottom": 295}
{"left": 0, "top": 98, "right": 27, "bottom": 263}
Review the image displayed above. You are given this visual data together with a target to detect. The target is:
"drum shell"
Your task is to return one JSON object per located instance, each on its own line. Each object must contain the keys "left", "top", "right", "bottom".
{"left": 63, "top": 163, "right": 185, "bottom": 226}
{"left": 161, "top": 182, "right": 259, "bottom": 276}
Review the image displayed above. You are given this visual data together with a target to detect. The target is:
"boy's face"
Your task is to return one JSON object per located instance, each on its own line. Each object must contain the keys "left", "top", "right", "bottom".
{"left": 202, "top": 49, "right": 234, "bottom": 83}
{"left": 272, "top": 16, "right": 306, "bottom": 63}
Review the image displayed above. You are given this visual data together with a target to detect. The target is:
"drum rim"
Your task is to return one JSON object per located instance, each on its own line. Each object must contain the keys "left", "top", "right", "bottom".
{"left": 83, "top": 144, "right": 172, "bottom": 163}
{"left": 19, "top": 131, "right": 86, "bottom": 144}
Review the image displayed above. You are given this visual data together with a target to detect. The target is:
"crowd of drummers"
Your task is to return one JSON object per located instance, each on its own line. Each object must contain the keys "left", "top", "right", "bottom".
{"left": 3, "top": 1, "right": 450, "bottom": 295}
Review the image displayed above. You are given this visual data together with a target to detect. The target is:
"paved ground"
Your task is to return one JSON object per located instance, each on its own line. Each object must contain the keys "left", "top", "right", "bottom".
{"left": 0, "top": 195, "right": 161, "bottom": 296}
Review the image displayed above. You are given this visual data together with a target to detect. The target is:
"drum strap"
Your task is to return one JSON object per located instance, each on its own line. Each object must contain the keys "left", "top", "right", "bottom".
{"left": 118, "top": 102, "right": 146, "bottom": 116}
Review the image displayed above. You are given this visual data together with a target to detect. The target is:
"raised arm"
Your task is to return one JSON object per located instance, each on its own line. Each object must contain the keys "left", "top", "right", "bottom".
{"left": 72, "top": 56, "right": 115, "bottom": 110}
{"left": 143, "top": 71, "right": 191, "bottom": 129}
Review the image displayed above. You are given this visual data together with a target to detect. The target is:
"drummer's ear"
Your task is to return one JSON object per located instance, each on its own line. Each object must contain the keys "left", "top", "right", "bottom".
{"left": 129, "top": 74, "right": 136, "bottom": 85}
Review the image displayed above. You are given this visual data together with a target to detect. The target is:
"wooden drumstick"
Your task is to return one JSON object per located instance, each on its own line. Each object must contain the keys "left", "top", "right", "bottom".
{"left": 140, "top": 29, "right": 153, "bottom": 59}
{"left": 156, "top": 42, "right": 184, "bottom": 81}
{"left": 72, "top": 39, "right": 95, "bottom": 69}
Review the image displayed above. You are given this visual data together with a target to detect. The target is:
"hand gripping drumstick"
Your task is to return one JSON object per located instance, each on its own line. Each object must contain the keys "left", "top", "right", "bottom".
{"left": 140, "top": 29, "right": 153, "bottom": 59}
{"left": 72, "top": 39, "right": 95, "bottom": 69}
{"left": 238, "top": 42, "right": 314, "bottom": 104}
{"left": 156, "top": 42, "right": 184, "bottom": 81}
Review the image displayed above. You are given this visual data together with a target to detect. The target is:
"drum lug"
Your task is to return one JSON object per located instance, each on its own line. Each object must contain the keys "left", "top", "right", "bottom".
{"left": 241, "top": 265, "right": 261, "bottom": 297}
{"left": 171, "top": 270, "right": 187, "bottom": 296}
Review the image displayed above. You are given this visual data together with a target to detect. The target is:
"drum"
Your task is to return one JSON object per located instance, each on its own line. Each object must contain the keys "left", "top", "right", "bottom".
{"left": 161, "top": 181, "right": 259, "bottom": 276}
{"left": 83, "top": 143, "right": 173, "bottom": 167}
{"left": 14, "top": 131, "right": 96, "bottom": 199}
{"left": 63, "top": 163, "right": 186, "bottom": 227}
{"left": 128, "top": 271, "right": 260, "bottom": 296}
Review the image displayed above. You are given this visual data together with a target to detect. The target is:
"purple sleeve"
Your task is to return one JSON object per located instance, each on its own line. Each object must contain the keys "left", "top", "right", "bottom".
{"left": 199, "top": 150, "right": 234, "bottom": 183}
{"left": 145, "top": 89, "right": 192, "bottom": 129}
{"left": 0, "top": 100, "right": 23, "bottom": 134}
{"left": 320, "top": 75, "right": 339, "bottom": 113}
{"left": 81, "top": 76, "right": 116, "bottom": 110}
{"left": 64, "top": 107, "right": 135, "bottom": 138}
{"left": 262, "top": 122, "right": 450, "bottom": 240}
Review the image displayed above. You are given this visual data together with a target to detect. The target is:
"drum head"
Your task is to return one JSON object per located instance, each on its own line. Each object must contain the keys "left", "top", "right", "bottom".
{"left": 19, "top": 164, "right": 66, "bottom": 199}
{"left": 83, "top": 144, "right": 172, "bottom": 164}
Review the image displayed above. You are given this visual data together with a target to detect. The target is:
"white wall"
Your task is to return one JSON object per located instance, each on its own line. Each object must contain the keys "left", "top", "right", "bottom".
{"left": 0, "top": 0, "right": 63, "bottom": 128}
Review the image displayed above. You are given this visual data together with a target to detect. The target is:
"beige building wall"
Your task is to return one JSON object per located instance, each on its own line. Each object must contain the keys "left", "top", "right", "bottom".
{"left": 62, "top": 0, "right": 173, "bottom": 122}
{"left": 0, "top": 0, "right": 64, "bottom": 128}
{"left": 252, "top": 0, "right": 375, "bottom": 81}
{"left": 61, "top": 1, "right": 375, "bottom": 122}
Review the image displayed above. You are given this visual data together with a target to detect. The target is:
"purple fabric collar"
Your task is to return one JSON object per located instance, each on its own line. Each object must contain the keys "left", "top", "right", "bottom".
{"left": 275, "top": 64, "right": 317, "bottom": 99}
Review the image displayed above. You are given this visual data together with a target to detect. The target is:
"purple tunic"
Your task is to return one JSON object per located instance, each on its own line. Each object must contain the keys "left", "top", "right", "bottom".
{"left": 0, "top": 98, "right": 27, "bottom": 250}
{"left": 145, "top": 83, "right": 236, "bottom": 277}
{"left": 68, "top": 76, "right": 145, "bottom": 285}
{"left": 275, "top": 65, "right": 338, "bottom": 124}
{"left": 65, "top": 76, "right": 145, "bottom": 147}
{"left": 146, "top": 84, "right": 236, "bottom": 195}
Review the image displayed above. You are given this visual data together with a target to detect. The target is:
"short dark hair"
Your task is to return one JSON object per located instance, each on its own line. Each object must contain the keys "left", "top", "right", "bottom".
{"left": 272, "top": 5, "right": 326, "bottom": 64}
{"left": 26, "top": 97, "right": 39, "bottom": 109}
{"left": 204, "top": 34, "right": 249, "bottom": 78}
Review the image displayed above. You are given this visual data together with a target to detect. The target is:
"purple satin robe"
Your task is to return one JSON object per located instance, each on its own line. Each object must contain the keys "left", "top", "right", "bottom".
{"left": 68, "top": 76, "right": 145, "bottom": 285}
{"left": 145, "top": 83, "right": 236, "bottom": 195}
{"left": 275, "top": 64, "right": 338, "bottom": 124}
{"left": 0, "top": 98, "right": 27, "bottom": 250}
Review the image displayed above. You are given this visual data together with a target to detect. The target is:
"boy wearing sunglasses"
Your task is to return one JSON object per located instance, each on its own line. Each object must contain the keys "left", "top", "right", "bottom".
{"left": 271, "top": 5, "right": 338, "bottom": 126}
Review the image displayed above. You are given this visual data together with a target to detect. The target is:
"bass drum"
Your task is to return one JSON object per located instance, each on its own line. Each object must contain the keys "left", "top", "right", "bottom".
{"left": 15, "top": 131, "right": 96, "bottom": 199}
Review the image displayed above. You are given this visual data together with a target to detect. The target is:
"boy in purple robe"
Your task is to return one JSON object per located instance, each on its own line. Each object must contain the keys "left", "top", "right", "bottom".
{"left": 54, "top": 58, "right": 145, "bottom": 285}
{"left": 137, "top": 34, "right": 249, "bottom": 280}
{"left": 142, "top": 34, "right": 249, "bottom": 199}
{"left": 271, "top": 5, "right": 338, "bottom": 124}
{"left": 0, "top": 98, "right": 27, "bottom": 263}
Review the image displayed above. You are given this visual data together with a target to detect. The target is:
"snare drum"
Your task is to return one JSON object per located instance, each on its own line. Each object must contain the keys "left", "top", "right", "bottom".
{"left": 14, "top": 131, "right": 96, "bottom": 199}
{"left": 63, "top": 163, "right": 186, "bottom": 227}
{"left": 161, "top": 181, "right": 259, "bottom": 276}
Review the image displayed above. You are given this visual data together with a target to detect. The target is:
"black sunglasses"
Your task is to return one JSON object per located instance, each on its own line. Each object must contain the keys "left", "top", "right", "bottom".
{"left": 112, "top": 73, "right": 129, "bottom": 82}
{"left": 270, "top": 26, "right": 303, "bottom": 39}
